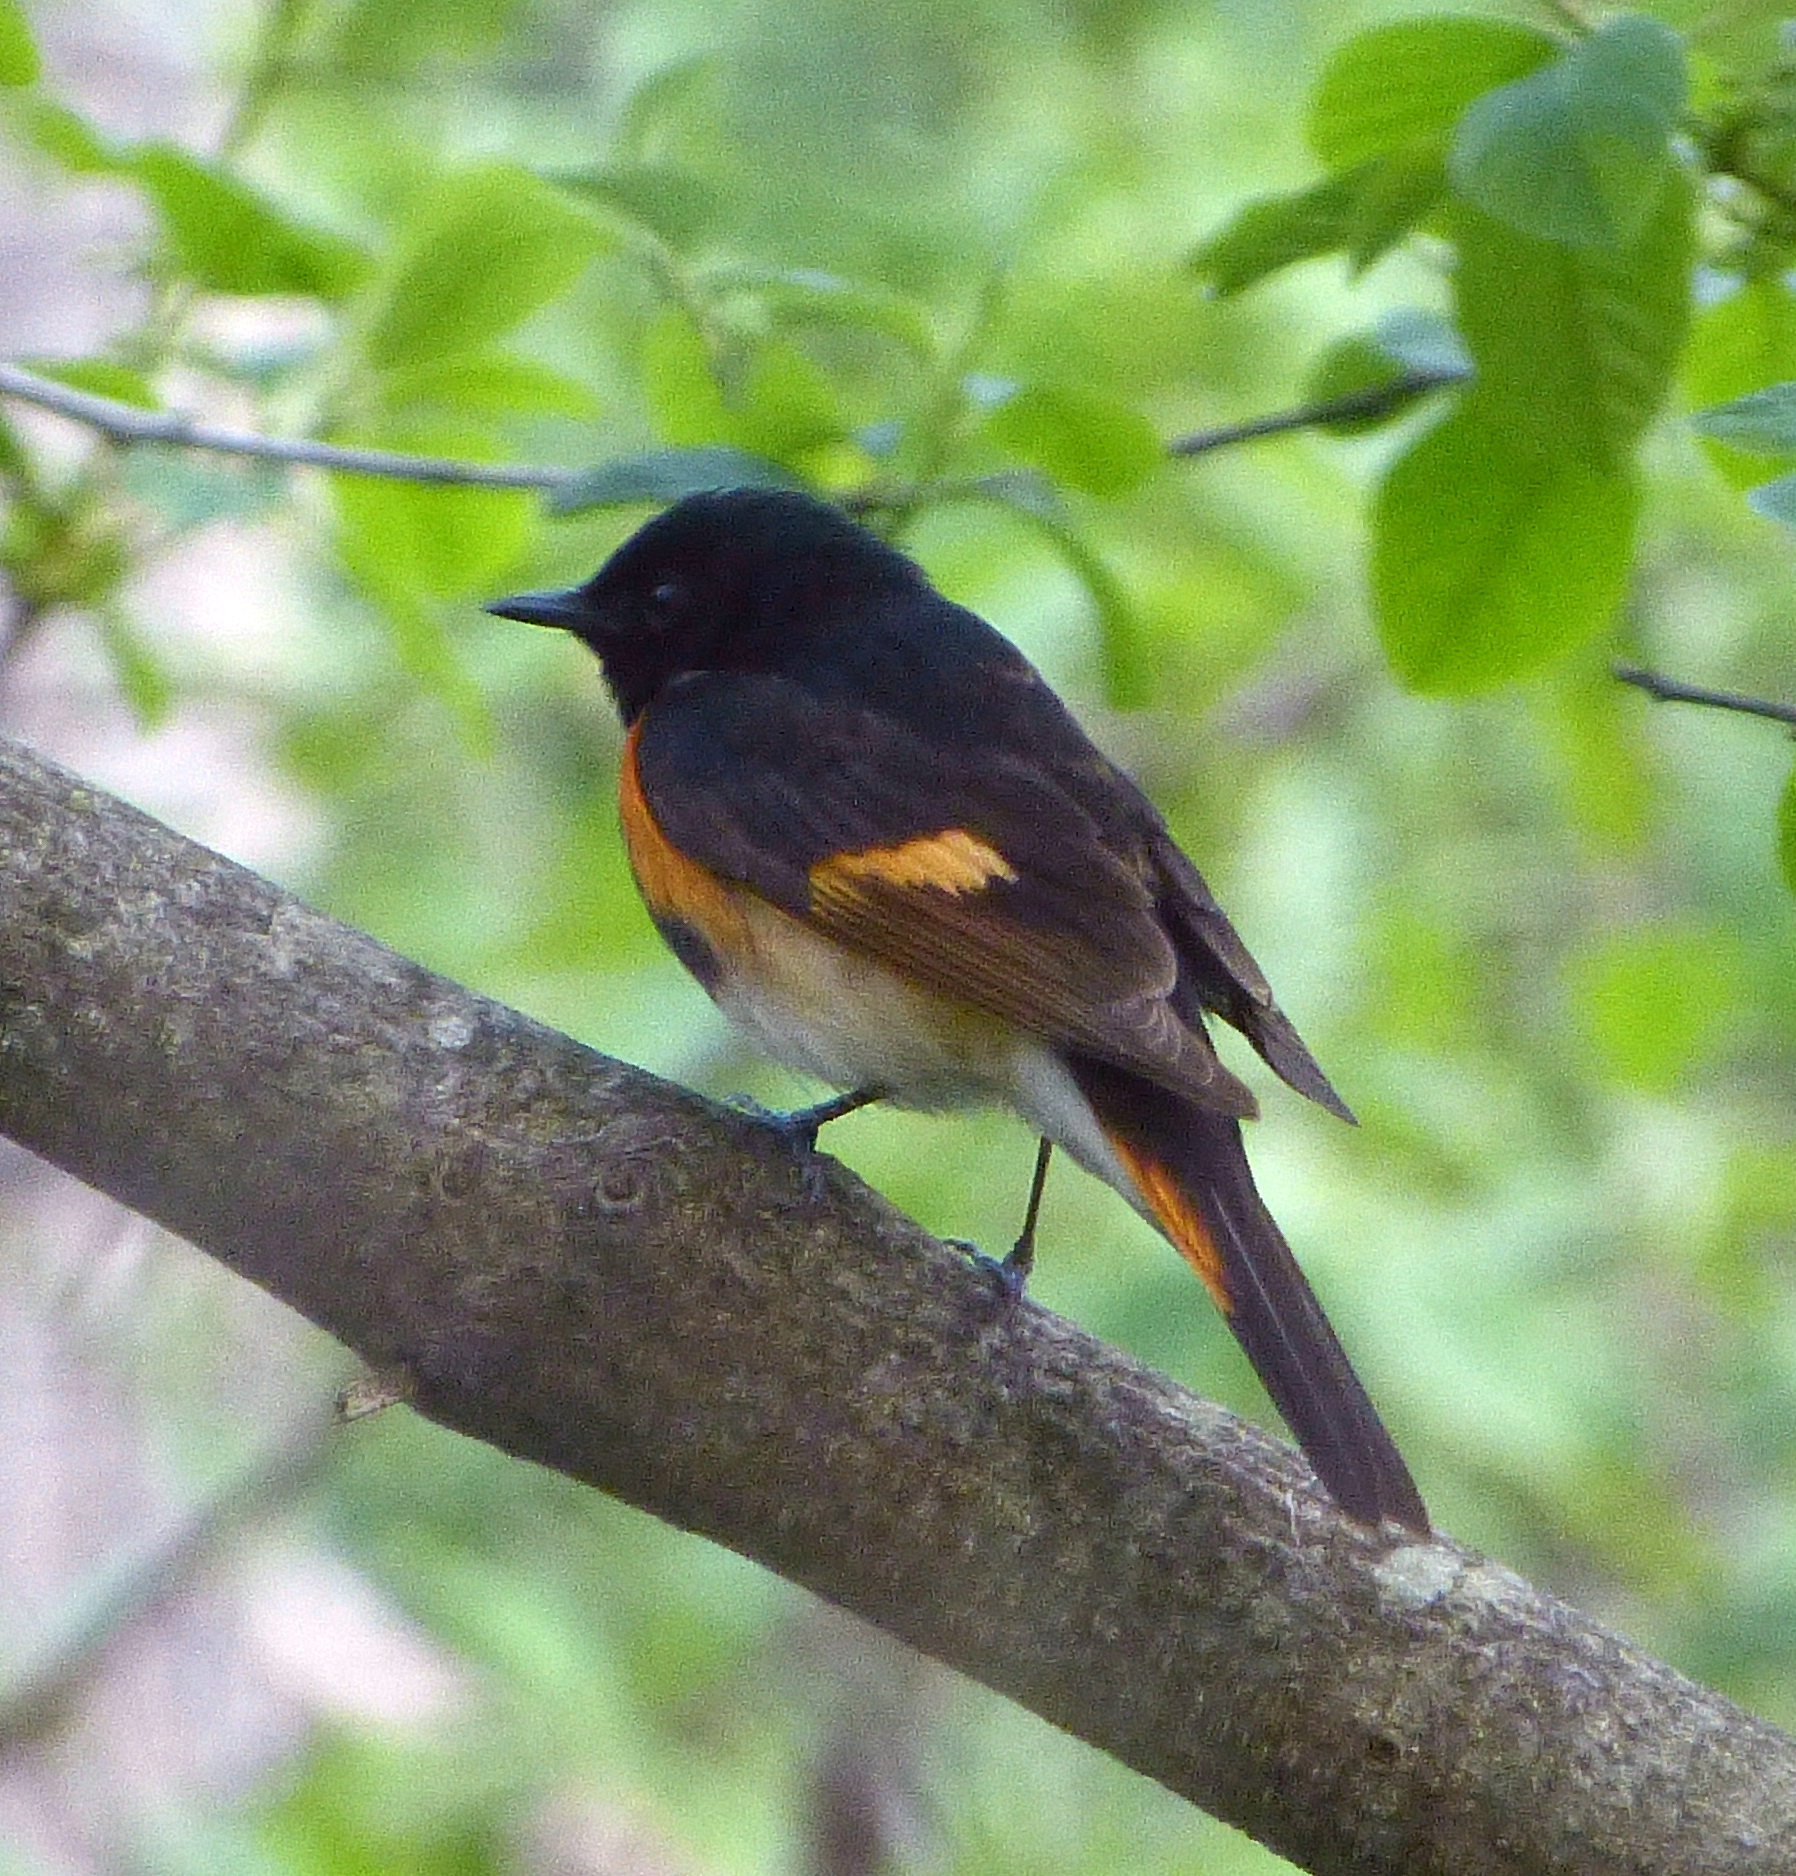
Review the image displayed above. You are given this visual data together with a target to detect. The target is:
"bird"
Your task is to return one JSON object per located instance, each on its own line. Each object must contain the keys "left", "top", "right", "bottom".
{"left": 487, "top": 487, "right": 1428, "bottom": 1533}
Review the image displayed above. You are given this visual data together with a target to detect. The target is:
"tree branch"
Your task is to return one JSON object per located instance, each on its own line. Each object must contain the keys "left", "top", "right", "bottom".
{"left": 1166, "top": 367, "right": 1468, "bottom": 457}
{"left": 1613, "top": 661, "right": 1796, "bottom": 731}
{"left": 0, "top": 363, "right": 569, "bottom": 491}
{"left": 0, "top": 359, "right": 1469, "bottom": 499}
{"left": 2, "top": 736, "right": 1793, "bottom": 1876}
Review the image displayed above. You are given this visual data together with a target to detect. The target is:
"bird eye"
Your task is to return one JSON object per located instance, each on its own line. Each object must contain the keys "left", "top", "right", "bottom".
{"left": 643, "top": 578, "right": 687, "bottom": 629}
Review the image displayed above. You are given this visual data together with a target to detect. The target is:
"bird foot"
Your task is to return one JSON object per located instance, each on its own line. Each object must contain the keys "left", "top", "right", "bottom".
{"left": 727, "top": 1089, "right": 880, "bottom": 1200}
{"left": 952, "top": 1239, "right": 1032, "bottom": 1302}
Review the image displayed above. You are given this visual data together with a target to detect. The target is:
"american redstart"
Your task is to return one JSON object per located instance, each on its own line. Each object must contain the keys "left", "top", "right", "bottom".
{"left": 488, "top": 488, "right": 1427, "bottom": 1532}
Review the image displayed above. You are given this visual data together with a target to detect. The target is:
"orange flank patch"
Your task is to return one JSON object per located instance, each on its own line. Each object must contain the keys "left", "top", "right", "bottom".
{"left": 811, "top": 828, "right": 1018, "bottom": 898}
{"left": 617, "top": 720, "right": 753, "bottom": 948}
{"left": 1106, "top": 1133, "right": 1232, "bottom": 1315}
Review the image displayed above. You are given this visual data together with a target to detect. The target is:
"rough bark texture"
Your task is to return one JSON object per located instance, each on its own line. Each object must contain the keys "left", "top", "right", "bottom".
{"left": 2, "top": 733, "right": 1793, "bottom": 1876}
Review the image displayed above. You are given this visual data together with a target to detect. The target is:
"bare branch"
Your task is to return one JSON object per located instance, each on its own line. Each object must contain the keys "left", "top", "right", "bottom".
{"left": 1167, "top": 366, "right": 1468, "bottom": 458}
{"left": 0, "top": 359, "right": 1473, "bottom": 499}
{"left": 2, "top": 736, "right": 1794, "bottom": 1875}
{"left": 0, "top": 363, "right": 570, "bottom": 490}
{"left": 1613, "top": 661, "right": 1796, "bottom": 731}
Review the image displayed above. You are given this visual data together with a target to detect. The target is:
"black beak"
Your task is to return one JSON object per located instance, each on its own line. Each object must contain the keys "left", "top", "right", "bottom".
{"left": 485, "top": 588, "right": 585, "bottom": 630}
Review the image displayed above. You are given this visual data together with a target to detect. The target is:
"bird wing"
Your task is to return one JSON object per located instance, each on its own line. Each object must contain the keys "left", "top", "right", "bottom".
{"left": 630, "top": 672, "right": 1259, "bottom": 1115}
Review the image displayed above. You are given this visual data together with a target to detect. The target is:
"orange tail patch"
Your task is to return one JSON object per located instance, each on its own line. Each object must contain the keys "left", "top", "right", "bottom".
{"left": 1106, "top": 1132, "right": 1232, "bottom": 1316}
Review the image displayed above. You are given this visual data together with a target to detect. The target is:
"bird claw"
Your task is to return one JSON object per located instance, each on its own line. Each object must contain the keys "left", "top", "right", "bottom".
{"left": 952, "top": 1240, "right": 1030, "bottom": 1303}
{"left": 728, "top": 1090, "right": 876, "bottom": 1200}
{"left": 728, "top": 1093, "right": 824, "bottom": 1155}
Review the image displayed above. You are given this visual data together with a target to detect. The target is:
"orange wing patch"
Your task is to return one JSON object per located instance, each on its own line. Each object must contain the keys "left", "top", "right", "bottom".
{"left": 1106, "top": 1132, "right": 1232, "bottom": 1315}
{"left": 811, "top": 829, "right": 1017, "bottom": 899}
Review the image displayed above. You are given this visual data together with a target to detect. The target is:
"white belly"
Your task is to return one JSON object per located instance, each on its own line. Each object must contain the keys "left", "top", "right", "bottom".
{"left": 714, "top": 894, "right": 1138, "bottom": 1201}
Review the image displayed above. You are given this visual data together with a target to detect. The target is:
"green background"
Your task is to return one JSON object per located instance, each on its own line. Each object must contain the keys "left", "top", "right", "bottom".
{"left": 2, "top": 0, "right": 1796, "bottom": 1870}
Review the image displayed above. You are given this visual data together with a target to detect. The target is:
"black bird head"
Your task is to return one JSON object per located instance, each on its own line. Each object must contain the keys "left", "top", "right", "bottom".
{"left": 486, "top": 488, "right": 923, "bottom": 723}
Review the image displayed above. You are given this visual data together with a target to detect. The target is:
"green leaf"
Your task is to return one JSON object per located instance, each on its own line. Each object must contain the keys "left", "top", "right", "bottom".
{"left": 21, "top": 359, "right": 158, "bottom": 407}
{"left": 1300, "top": 335, "right": 1448, "bottom": 436}
{"left": 614, "top": 55, "right": 718, "bottom": 161}
{"left": 328, "top": 443, "right": 510, "bottom": 740}
{"left": 10, "top": 118, "right": 370, "bottom": 299}
{"left": 981, "top": 383, "right": 1160, "bottom": 496}
{"left": 639, "top": 306, "right": 731, "bottom": 444}
{"left": 555, "top": 163, "right": 726, "bottom": 250}
{"left": 1193, "top": 154, "right": 1445, "bottom": 296}
{"left": 337, "top": 560, "right": 490, "bottom": 745}
{"left": 15, "top": 96, "right": 122, "bottom": 172}
{"left": 1310, "top": 17, "right": 1558, "bottom": 170}
{"left": 356, "top": 166, "right": 610, "bottom": 371}
{"left": 970, "top": 477, "right": 1148, "bottom": 705}
{"left": 1191, "top": 172, "right": 1362, "bottom": 296}
{"left": 1452, "top": 166, "right": 1694, "bottom": 471}
{"left": 1449, "top": 17, "right": 1687, "bottom": 250}
{"left": 726, "top": 341, "right": 851, "bottom": 459}
{"left": 1743, "top": 471, "right": 1796, "bottom": 529}
{"left": 1692, "top": 383, "right": 1796, "bottom": 455}
{"left": 1535, "top": 669, "right": 1651, "bottom": 852}
{"left": 1568, "top": 923, "right": 1738, "bottom": 1094}
{"left": 0, "top": 0, "right": 40, "bottom": 85}
{"left": 92, "top": 606, "right": 174, "bottom": 727}
{"left": 1340, "top": 146, "right": 1448, "bottom": 271}
{"left": 714, "top": 267, "right": 937, "bottom": 360}
{"left": 1374, "top": 306, "right": 1473, "bottom": 379}
{"left": 1683, "top": 283, "right": 1796, "bottom": 487}
{"left": 1, "top": 501, "right": 128, "bottom": 613}
{"left": 550, "top": 447, "right": 807, "bottom": 515}
{"left": 1373, "top": 402, "right": 1639, "bottom": 692}
{"left": 375, "top": 353, "right": 600, "bottom": 422}
{"left": 328, "top": 426, "right": 533, "bottom": 598}
{"left": 1780, "top": 764, "right": 1796, "bottom": 896}
{"left": 325, "top": 0, "right": 512, "bottom": 77}
{"left": 131, "top": 145, "right": 370, "bottom": 298}
{"left": 633, "top": 314, "right": 848, "bottom": 465}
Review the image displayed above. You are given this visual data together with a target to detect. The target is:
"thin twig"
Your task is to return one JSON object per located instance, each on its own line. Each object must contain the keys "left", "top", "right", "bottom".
{"left": 2, "top": 356, "right": 1477, "bottom": 502}
{"left": 0, "top": 363, "right": 572, "bottom": 491}
{"left": 1167, "top": 365, "right": 1469, "bottom": 458}
{"left": 1613, "top": 661, "right": 1796, "bottom": 731}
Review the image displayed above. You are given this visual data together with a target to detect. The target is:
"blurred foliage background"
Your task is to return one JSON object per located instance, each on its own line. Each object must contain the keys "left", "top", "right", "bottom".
{"left": 3, "top": 0, "right": 1796, "bottom": 1870}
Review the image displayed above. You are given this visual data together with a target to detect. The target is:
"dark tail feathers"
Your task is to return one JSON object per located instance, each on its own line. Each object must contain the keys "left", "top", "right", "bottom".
{"left": 1074, "top": 1060, "right": 1428, "bottom": 1533}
